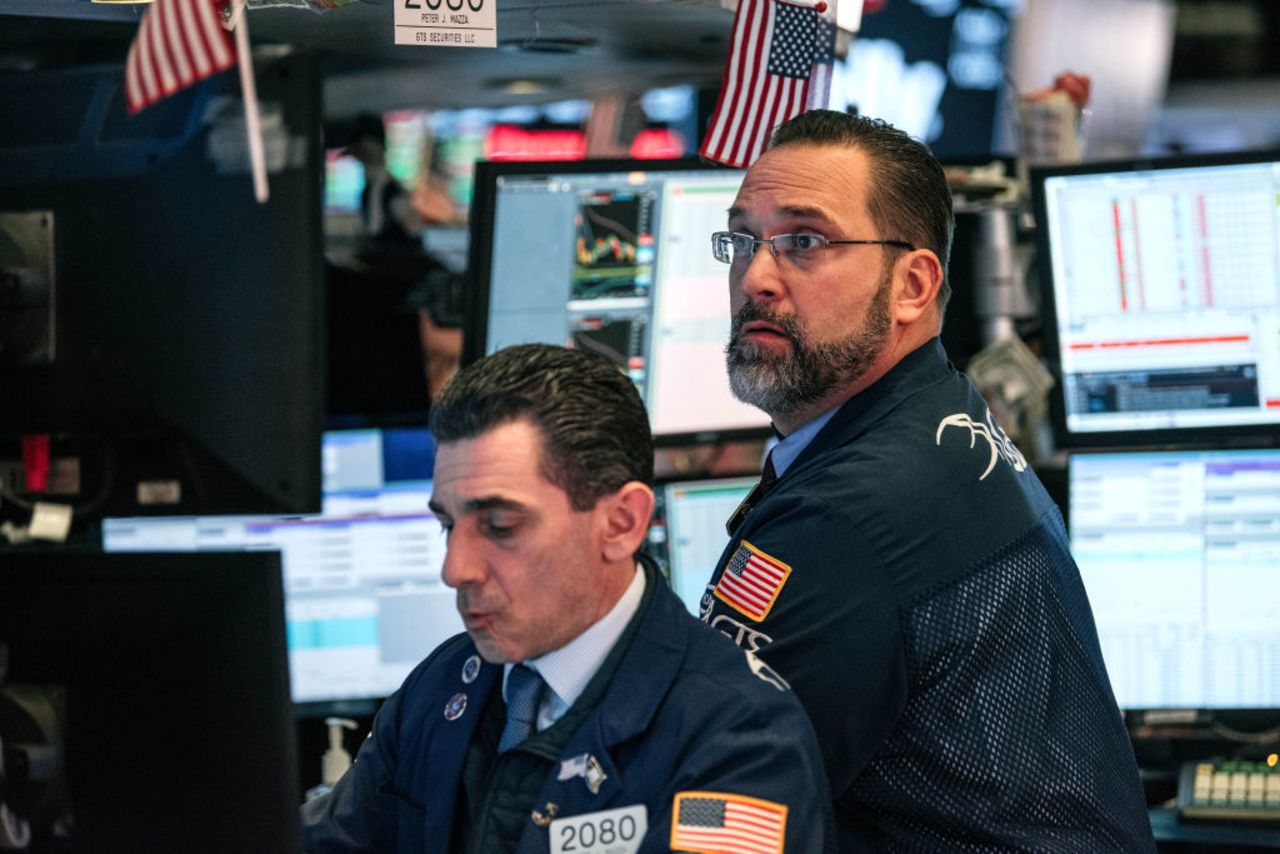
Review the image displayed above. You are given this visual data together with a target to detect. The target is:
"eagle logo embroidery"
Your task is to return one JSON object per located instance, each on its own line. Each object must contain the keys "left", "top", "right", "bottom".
{"left": 935, "top": 409, "right": 1028, "bottom": 480}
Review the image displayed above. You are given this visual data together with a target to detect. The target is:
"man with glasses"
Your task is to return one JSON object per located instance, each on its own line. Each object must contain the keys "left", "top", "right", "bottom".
{"left": 701, "top": 110, "right": 1154, "bottom": 850}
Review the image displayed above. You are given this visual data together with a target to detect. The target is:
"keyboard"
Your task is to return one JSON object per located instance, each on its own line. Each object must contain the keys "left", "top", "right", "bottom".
{"left": 1178, "top": 759, "right": 1280, "bottom": 824}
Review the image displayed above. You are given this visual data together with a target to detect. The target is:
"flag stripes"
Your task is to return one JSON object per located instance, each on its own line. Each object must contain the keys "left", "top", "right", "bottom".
{"left": 671, "top": 792, "right": 787, "bottom": 854}
{"left": 699, "top": 0, "right": 836, "bottom": 169}
{"left": 125, "top": 0, "right": 235, "bottom": 114}
{"left": 714, "top": 541, "right": 791, "bottom": 621}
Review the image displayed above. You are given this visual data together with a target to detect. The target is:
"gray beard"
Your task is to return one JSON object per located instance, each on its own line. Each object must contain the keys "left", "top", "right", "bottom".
{"left": 725, "top": 279, "right": 892, "bottom": 419}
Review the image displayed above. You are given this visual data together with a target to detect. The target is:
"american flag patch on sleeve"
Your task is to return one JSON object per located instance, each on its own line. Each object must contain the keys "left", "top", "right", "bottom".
{"left": 713, "top": 540, "right": 791, "bottom": 622}
{"left": 669, "top": 791, "right": 787, "bottom": 854}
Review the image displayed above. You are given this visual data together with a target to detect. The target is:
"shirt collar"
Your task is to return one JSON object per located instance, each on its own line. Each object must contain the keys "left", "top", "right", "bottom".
{"left": 503, "top": 563, "right": 646, "bottom": 718}
{"left": 769, "top": 406, "right": 840, "bottom": 478}
{"left": 773, "top": 338, "right": 950, "bottom": 479}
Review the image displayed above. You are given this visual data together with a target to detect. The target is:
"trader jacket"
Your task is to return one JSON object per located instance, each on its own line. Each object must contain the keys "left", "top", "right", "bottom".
{"left": 702, "top": 338, "right": 1155, "bottom": 851}
{"left": 303, "top": 561, "right": 833, "bottom": 853}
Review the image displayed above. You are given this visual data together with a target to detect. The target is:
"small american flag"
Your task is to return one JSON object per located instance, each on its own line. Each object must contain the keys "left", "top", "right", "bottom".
{"left": 700, "top": 0, "right": 838, "bottom": 169}
{"left": 124, "top": 0, "right": 236, "bottom": 115}
{"left": 670, "top": 791, "right": 787, "bottom": 854}
{"left": 714, "top": 540, "right": 791, "bottom": 622}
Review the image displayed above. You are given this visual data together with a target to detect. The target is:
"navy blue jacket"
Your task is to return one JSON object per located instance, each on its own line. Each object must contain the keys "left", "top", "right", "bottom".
{"left": 303, "top": 565, "right": 834, "bottom": 853}
{"left": 702, "top": 339, "right": 1154, "bottom": 851}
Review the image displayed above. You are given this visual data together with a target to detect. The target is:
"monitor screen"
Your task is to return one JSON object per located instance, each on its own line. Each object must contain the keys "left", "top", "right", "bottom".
{"left": 660, "top": 476, "right": 756, "bottom": 615}
{"left": 1068, "top": 447, "right": 1280, "bottom": 711}
{"left": 102, "top": 427, "right": 457, "bottom": 712}
{"left": 1032, "top": 151, "right": 1280, "bottom": 447}
{"left": 0, "top": 550, "right": 300, "bottom": 851}
{"left": 321, "top": 425, "right": 436, "bottom": 515}
{"left": 325, "top": 150, "right": 365, "bottom": 214}
{"left": 466, "top": 158, "right": 771, "bottom": 443}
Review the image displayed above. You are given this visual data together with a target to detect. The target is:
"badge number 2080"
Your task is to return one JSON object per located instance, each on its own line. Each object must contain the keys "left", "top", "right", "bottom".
{"left": 549, "top": 804, "right": 646, "bottom": 854}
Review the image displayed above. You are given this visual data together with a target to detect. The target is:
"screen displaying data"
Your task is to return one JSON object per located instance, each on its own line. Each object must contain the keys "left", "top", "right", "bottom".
{"left": 474, "top": 160, "right": 770, "bottom": 440}
{"left": 1038, "top": 155, "right": 1280, "bottom": 438}
{"left": 324, "top": 150, "right": 364, "bottom": 214}
{"left": 661, "top": 477, "right": 756, "bottom": 615}
{"left": 1069, "top": 448, "right": 1280, "bottom": 709}
{"left": 103, "top": 427, "right": 457, "bottom": 707}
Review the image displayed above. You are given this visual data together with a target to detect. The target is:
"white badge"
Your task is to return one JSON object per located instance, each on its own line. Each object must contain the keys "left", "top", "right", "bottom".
{"left": 549, "top": 804, "right": 646, "bottom": 854}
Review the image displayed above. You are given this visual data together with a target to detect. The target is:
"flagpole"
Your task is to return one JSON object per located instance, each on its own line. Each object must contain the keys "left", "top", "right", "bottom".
{"left": 232, "top": 0, "right": 269, "bottom": 203}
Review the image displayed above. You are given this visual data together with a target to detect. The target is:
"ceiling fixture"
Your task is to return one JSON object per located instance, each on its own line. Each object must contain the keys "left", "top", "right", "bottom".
{"left": 484, "top": 77, "right": 563, "bottom": 96}
{"left": 497, "top": 37, "right": 598, "bottom": 55}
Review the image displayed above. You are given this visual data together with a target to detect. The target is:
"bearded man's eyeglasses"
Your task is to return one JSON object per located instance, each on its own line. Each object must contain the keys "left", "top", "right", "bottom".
{"left": 711, "top": 231, "right": 914, "bottom": 265}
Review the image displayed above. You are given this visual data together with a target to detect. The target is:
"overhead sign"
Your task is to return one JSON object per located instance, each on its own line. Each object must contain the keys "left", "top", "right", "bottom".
{"left": 395, "top": 0, "right": 496, "bottom": 48}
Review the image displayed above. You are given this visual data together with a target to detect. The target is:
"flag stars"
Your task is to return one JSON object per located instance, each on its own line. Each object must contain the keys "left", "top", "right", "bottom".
{"left": 767, "top": 2, "right": 819, "bottom": 79}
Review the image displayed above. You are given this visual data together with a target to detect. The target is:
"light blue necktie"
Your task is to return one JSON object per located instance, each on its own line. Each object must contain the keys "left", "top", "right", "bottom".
{"left": 498, "top": 664, "right": 545, "bottom": 753}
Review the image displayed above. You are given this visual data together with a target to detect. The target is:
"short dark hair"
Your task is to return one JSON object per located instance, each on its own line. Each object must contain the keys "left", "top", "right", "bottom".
{"left": 429, "top": 344, "right": 654, "bottom": 511}
{"left": 769, "top": 110, "right": 954, "bottom": 314}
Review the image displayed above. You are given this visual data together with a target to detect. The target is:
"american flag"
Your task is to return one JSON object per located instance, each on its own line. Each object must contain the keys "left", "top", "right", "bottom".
{"left": 670, "top": 792, "right": 787, "bottom": 854}
{"left": 700, "top": 0, "right": 838, "bottom": 168}
{"left": 124, "top": 0, "right": 236, "bottom": 115}
{"left": 714, "top": 541, "right": 791, "bottom": 622}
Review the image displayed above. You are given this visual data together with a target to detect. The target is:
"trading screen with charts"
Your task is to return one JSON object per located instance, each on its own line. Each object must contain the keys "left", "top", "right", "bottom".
{"left": 102, "top": 427, "right": 457, "bottom": 708}
{"left": 478, "top": 162, "right": 770, "bottom": 439}
{"left": 1039, "top": 157, "right": 1280, "bottom": 436}
{"left": 1069, "top": 448, "right": 1280, "bottom": 710}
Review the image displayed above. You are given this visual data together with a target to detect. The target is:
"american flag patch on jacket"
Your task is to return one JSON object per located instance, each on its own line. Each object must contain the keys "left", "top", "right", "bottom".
{"left": 669, "top": 791, "right": 787, "bottom": 854}
{"left": 713, "top": 540, "right": 791, "bottom": 622}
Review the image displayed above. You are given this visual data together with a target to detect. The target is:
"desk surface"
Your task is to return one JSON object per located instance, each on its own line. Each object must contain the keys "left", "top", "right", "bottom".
{"left": 1150, "top": 807, "right": 1280, "bottom": 850}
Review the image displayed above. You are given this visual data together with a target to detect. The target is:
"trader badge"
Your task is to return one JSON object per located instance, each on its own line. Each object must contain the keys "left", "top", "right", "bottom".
{"left": 443, "top": 692, "right": 468, "bottom": 721}
{"left": 461, "top": 654, "right": 482, "bottom": 684}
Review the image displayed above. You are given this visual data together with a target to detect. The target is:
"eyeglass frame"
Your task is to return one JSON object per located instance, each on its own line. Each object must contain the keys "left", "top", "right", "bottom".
{"left": 710, "top": 230, "right": 915, "bottom": 265}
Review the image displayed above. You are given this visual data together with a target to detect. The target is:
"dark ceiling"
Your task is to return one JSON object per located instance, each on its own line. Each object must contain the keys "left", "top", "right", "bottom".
{"left": 3, "top": 0, "right": 1280, "bottom": 121}
{"left": 0, "top": 0, "right": 736, "bottom": 116}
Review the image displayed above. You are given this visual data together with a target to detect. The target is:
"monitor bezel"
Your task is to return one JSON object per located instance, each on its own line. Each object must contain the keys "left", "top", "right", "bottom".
{"left": 1030, "top": 149, "right": 1280, "bottom": 452}
{"left": 463, "top": 156, "right": 773, "bottom": 447}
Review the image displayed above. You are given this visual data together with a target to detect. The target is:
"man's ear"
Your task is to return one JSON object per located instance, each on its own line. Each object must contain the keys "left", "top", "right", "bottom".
{"left": 598, "top": 481, "right": 656, "bottom": 564}
{"left": 894, "top": 249, "right": 944, "bottom": 326}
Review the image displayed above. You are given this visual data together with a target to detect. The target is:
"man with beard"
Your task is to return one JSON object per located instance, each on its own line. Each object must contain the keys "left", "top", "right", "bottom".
{"left": 303, "top": 344, "right": 834, "bottom": 854}
{"left": 701, "top": 111, "right": 1154, "bottom": 850}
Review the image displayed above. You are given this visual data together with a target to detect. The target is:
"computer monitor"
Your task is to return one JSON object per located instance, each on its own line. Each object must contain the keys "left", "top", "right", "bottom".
{"left": 0, "top": 550, "right": 300, "bottom": 851}
{"left": 1031, "top": 150, "right": 1280, "bottom": 449}
{"left": 465, "top": 158, "right": 771, "bottom": 444}
{"left": 660, "top": 476, "right": 756, "bottom": 615}
{"left": 324, "top": 150, "right": 365, "bottom": 215}
{"left": 102, "top": 426, "right": 458, "bottom": 714}
{"left": 0, "top": 54, "right": 326, "bottom": 518}
{"left": 321, "top": 425, "right": 436, "bottom": 515}
{"left": 1068, "top": 447, "right": 1280, "bottom": 713}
